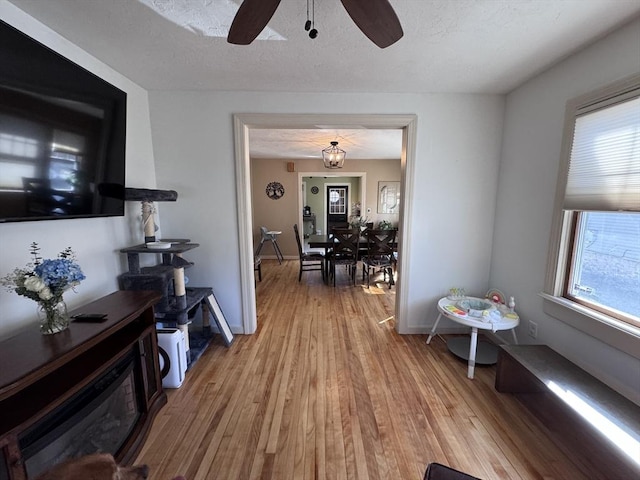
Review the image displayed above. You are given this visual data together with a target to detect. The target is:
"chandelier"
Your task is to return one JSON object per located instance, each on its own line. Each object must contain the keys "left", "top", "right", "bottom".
{"left": 322, "top": 141, "right": 346, "bottom": 169}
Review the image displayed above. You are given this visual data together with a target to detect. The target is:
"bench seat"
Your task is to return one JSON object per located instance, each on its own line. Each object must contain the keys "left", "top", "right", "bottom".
{"left": 495, "top": 344, "right": 639, "bottom": 479}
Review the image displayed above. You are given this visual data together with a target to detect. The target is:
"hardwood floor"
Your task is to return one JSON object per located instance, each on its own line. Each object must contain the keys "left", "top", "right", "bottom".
{"left": 136, "top": 259, "right": 590, "bottom": 479}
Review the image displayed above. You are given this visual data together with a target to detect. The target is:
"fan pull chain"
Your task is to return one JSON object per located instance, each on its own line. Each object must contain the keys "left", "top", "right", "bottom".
{"left": 305, "top": 0, "right": 311, "bottom": 31}
{"left": 308, "top": 0, "right": 318, "bottom": 39}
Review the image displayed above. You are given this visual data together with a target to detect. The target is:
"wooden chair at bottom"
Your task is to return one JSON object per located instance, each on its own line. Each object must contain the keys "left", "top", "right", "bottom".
{"left": 293, "top": 224, "right": 325, "bottom": 282}
{"left": 328, "top": 228, "right": 360, "bottom": 286}
{"left": 423, "top": 463, "right": 480, "bottom": 480}
{"left": 361, "top": 228, "right": 397, "bottom": 289}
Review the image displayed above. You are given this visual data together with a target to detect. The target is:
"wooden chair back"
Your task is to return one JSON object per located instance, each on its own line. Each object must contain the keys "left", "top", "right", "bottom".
{"left": 364, "top": 229, "right": 397, "bottom": 260}
{"left": 331, "top": 228, "right": 360, "bottom": 261}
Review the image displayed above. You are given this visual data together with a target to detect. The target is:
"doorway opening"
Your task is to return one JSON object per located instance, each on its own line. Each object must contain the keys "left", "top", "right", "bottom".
{"left": 234, "top": 114, "right": 417, "bottom": 334}
{"left": 299, "top": 173, "right": 366, "bottom": 240}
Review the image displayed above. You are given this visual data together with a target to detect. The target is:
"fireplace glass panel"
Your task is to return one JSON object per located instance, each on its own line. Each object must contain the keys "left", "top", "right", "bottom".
{"left": 142, "top": 334, "right": 159, "bottom": 400}
{"left": 0, "top": 453, "right": 8, "bottom": 480}
{"left": 19, "top": 353, "right": 142, "bottom": 479}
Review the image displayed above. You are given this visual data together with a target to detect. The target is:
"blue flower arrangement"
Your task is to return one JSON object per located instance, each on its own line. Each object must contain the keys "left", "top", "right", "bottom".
{"left": 1, "top": 242, "right": 85, "bottom": 334}
{"left": 34, "top": 257, "right": 86, "bottom": 293}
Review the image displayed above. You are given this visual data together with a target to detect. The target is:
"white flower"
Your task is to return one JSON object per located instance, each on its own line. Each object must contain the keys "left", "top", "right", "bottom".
{"left": 24, "top": 275, "right": 46, "bottom": 292}
{"left": 38, "top": 287, "right": 53, "bottom": 301}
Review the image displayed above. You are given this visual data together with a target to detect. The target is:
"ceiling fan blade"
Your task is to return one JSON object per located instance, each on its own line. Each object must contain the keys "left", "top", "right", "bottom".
{"left": 228, "top": 0, "right": 282, "bottom": 45}
{"left": 340, "top": 0, "right": 403, "bottom": 48}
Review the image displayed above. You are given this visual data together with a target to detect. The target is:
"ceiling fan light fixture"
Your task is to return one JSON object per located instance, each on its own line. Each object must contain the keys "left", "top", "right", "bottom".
{"left": 322, "top": 141, "right": 346, "bottom": 169}
{"left": 228, "top": 0, "right": 402, "bottom": 48}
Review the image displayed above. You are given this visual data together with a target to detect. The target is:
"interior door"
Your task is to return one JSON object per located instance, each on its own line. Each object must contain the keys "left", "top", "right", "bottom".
{"left": 326, "top": 185, "right": 349, "bottom": 232}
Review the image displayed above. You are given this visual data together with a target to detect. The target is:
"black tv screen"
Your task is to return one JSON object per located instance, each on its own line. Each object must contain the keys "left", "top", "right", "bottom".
{"left": 0, "top": 20, "right": 126, "bottom": 223}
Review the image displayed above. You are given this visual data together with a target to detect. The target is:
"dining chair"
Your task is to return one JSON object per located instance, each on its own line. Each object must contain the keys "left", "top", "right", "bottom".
{"left": 328, "top": 228, "right": 360, "bottom": 286}
{"left": 255, "top": 226, "right": 284, "bottom": 264}
{"left": 254, "top": 255, "right": 262, "bottom": 282}
{"left": 293, "top": 224, "right": 325, "bottom": 282}
{"left": 361, "top": 228, "right": 397, "bottom": 288}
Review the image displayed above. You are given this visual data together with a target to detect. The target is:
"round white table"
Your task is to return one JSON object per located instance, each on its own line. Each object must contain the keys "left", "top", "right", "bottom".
{"left": 426, "top": 297, "right": 519, "bottom": 379}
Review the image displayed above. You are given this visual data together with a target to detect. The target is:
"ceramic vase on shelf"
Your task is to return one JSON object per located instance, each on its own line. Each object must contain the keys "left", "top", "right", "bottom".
{"left": 38, "top": 299, "right": 70, "bottom": 335}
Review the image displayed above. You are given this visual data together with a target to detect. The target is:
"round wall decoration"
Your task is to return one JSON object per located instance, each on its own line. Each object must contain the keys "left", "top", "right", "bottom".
{"left": 266, "top": 181, "right": 285, "bottom": 199}
{"left": 310, "top": 186, "right": 319, "bottom": 194}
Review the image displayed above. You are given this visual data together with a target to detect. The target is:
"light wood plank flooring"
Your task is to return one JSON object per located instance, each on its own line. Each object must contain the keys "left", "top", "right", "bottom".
{"left": 136, "top": 259, "right": 591, "bottom": 479}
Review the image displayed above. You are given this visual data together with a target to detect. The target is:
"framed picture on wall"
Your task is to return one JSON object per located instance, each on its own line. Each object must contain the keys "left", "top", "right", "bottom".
{"left": 378, "top": 181, "right": 400, "bottom": 213}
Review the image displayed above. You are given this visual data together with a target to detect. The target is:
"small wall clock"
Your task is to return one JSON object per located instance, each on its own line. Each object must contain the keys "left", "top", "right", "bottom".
{"left": 310, "top": 186, "right": 319, "bottom": 194}
{"left": 266, "top": 181, "right": 285, "bottom": 199}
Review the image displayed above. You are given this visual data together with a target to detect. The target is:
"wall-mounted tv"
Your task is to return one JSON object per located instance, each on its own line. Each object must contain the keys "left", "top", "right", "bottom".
{"left": 0, "top": 19, "right": 126, "bottom": 223}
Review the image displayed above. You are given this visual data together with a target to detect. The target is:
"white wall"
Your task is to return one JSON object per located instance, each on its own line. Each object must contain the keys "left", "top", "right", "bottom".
{"left": 148, "top": 92, "right": 505, "bottom": 334}
{"left": 0, "top": 2, "right": 157, "bottom": 336}
{"left": 490, "top": 17, "right": 640, "bottom": 403}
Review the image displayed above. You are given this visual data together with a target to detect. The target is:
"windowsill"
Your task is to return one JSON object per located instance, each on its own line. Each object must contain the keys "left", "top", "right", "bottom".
{"left": 539, "top": 292, "right": 640, "bottom": 360}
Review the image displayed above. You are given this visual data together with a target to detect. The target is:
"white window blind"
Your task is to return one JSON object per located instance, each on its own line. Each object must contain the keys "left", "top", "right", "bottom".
{"left": 564, "top": 95, "right": 640, "bottom": 212}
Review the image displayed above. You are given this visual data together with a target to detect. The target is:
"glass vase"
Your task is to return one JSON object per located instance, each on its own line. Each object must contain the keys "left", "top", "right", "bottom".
{"left": 38, "top": 300, "right": 70, "bottom": 335}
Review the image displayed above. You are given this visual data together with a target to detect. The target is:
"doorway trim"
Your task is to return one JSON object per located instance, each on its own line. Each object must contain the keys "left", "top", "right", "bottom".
{"left": 234, "top": 113, "right": 417, "bottom": 334}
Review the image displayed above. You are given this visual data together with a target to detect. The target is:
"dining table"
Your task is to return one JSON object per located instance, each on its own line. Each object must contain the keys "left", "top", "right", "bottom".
{"left": 307, "top": 233, "right": 399, "bottom": 250}
{"left": 307, "top": 233, "right": 339, "bottom": 250}
{"left": 307, "top": 233, "right": 398, "bottom": 284}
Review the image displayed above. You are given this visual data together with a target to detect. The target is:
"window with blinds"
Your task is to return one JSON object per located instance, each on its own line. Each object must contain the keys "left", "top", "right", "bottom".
{"left": 564, "top": 95, "right": 640, "bottom": 212}
{"left": 546, "top": 75, "right": 640, "bottom": 330}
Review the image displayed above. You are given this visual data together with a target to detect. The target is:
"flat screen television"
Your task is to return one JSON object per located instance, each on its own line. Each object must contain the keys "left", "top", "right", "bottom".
{"left": 0, "top": 19, "right": 126, "bottom": 223}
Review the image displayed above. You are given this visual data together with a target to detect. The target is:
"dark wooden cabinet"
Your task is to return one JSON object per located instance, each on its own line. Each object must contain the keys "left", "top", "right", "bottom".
{"left": 0, "top": 290, "right": 166, "bottom": 480}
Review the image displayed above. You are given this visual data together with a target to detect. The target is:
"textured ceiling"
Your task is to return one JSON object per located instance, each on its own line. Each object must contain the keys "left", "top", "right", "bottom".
{"left": 7, "top": 0, "right": 640, "bottom": 94}
{"left": 6, "top": 0, "right": 639, "bottom": 159}
{"left": 249, "top": 128, "right": 403, "bottom": 160}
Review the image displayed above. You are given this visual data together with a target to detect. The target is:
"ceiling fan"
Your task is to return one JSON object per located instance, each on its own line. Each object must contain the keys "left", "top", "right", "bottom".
{"left": 227, "top": 0, "right": 403, "bottom": 49}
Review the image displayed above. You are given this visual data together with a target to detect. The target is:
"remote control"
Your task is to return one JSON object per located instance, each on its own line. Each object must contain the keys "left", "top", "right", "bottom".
{"left": 72, "top": 313, "right": 108, "bottom": 322}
